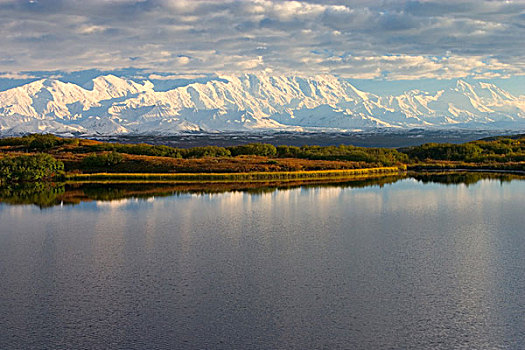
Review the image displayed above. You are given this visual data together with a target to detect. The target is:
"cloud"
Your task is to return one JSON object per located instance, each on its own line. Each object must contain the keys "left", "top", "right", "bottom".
{"left": 148, "top": 73, "right": 209, "bottom": 80}
{"left": 0, "top": 0, "right": 523, "bottom": 81}
{"left": 315, "top": 54, "right": 523, "bottom": 80}
{"left": 77, "top": 25, "right": 108, "bottom": 35}
{"left": 0, "top": 72, "right": 37, "bottom": 79}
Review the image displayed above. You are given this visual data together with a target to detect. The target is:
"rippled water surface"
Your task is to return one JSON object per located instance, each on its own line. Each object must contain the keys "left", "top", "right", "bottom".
{"left": 1, "top": 177, "right": 524, "bottom": 349}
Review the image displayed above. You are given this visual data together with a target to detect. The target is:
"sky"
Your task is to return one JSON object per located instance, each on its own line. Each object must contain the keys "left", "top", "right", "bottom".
{"left": 0, "top": 0, "right": 524, "bottom": 95}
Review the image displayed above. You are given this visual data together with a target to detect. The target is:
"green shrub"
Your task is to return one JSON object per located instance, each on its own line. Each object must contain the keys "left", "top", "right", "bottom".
{"left": 82, "top": 151, "right": 124, "bottom": 167}
{"left": 28, "top": 134, "right": 60, "bottom": 150}
{"left": 0, "top": 154, "right": 64, "bottom": 183}
{"left": 276, "top": 145, "right": 301, "bottom": 158}
{"left": 275, "top": 144, "right": 408, "bottom": 165}
{"left": 403, "top": 143, "right": 483, "bottom": 162}
{"left": 228, "top": 143, "right": 277, "bottom": 157}
{"left": 182, "top": 146, "right": 231, "bottom": 158}
{"left": 0, "top": 136, "right": 32, "bottom": 147}
{"left": 0, "top": 134, "right": 74, "bottom": 148}
{"left": 85, "top": 142, "right": 184, "bottom": 158}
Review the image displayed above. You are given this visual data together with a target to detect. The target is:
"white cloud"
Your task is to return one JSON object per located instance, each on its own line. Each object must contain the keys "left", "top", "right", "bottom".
{"left": 148, "top": 73, "right": 209, "bottom": 80}
{"left": 0, "top": 0, "right": 522, "bottom": 81}
{"left": 0, "top": 72, "right": 37, "bottom": 79}
{"left": 176, "top": 56, "right": 190, "bottom": 65}
{"left": 77, "top": 25, "right": 107, "bottom": 34}
{"left": 318, "top": 54, "right": 523, "bottom": 80}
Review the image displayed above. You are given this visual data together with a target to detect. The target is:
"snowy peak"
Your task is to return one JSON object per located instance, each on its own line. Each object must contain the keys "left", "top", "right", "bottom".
{"left": 0, "top": 74, "right": 524, "bottom": 136}
{"left": 455, "top": 79, "right": 516, "bottom": 104}
{"left": 89, "top": 74, "right": 153, "bottom": 98}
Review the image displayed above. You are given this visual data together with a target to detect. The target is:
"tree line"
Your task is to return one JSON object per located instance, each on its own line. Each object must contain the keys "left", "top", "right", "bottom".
{"left": 402, "top": 137, "right": 525, "bottom": 162}
{"left": 2, "top": 134, "right": 525, "bottom": 184}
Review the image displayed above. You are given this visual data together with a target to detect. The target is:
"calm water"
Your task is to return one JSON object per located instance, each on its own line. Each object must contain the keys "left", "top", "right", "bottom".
{"left": 0, "top": 176, "right": 524, "bottom": 349}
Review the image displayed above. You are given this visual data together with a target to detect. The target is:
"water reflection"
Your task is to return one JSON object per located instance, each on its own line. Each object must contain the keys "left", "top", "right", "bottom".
{"left": 0, "top": 173, "right": 524, "bottom": 349}
{"left": 411, "top": 171, "right": 521, "bottom": 186}
{"left": 0, "top": 175, "right": 403, "bottom": 208}
{"left": 1, "top": 172, "right": 523, "bottom": 208}
{"left": 0, "top": 182, "right": 66, "bottom": 208}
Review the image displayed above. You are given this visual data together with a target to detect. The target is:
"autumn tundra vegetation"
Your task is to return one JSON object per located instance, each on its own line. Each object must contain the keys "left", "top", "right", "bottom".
{"left": 1, "top": 133, "right": 525, "bottom": 184}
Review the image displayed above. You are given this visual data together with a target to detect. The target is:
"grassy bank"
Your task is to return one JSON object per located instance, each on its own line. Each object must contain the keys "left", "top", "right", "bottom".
{"left": 3, "top": 134, "right": 525, "bottom": 184}
{"left": 66, "top": 166, "right": 403, "bottom": 182}
{"left": 407, "top": 162, "right": 525, "bottom": 174}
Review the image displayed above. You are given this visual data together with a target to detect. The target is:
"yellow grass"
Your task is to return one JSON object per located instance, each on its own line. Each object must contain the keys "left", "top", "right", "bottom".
{"left": 66, "top": 166, "right": 403, "bottom": 182}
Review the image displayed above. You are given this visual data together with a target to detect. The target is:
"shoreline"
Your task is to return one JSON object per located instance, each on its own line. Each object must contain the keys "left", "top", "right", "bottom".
{"left": 408, "top": 167, "right": 525, "bottom": 175}
{"left": 65, "top": 166, "right": 403, "bottom": 182}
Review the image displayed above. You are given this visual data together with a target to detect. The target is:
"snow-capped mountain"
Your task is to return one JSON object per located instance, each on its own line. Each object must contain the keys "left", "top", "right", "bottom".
{"left": 1, "top": 73, "right": 524, "bottom": 135}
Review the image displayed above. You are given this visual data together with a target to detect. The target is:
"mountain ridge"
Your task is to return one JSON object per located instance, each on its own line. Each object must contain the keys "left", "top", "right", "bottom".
{"left": 0, "top": 73, "right": 524, "bottom": 136}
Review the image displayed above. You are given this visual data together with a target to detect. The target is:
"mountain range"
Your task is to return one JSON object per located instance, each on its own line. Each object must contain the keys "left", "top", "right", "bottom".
{"left": 1, "top": 73, "right": 524, "bottom": 136}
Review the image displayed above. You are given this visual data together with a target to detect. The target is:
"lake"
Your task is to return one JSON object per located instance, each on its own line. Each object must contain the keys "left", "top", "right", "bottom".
{"left": 0, "top": 174, "right": 524, "bottom": 349}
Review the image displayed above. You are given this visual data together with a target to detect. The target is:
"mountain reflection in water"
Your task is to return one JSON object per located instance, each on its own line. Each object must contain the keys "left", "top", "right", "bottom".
{"left": 0, "top": 172, "right": 522, "bottom": 208}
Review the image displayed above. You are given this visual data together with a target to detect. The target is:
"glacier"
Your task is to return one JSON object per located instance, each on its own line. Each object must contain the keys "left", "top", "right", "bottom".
{"left": 0, "top": 73, "right": 524, "bottom": 136}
